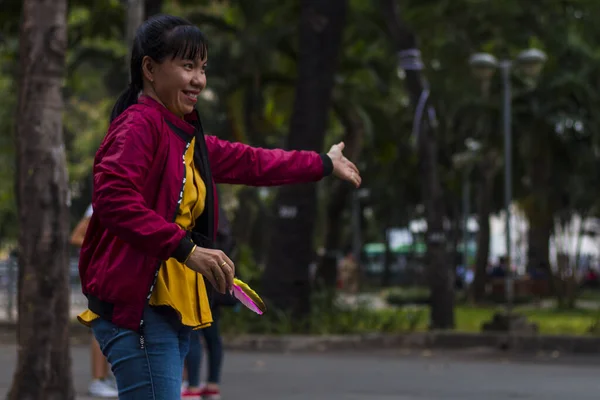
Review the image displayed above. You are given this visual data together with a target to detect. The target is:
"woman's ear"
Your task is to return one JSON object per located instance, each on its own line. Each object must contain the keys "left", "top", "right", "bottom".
{"left": 141, "top": 55, "right": 155, "bottom": 83}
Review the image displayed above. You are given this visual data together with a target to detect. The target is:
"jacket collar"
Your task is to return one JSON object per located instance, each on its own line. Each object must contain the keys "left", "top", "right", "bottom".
{"left": 138, "top": 95, "right": 199, "bottom": 136}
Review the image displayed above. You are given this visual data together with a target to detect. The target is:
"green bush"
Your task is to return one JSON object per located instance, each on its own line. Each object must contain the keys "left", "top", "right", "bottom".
{"left": 220, "top": 291, "right": 426, "bottom": 335}
{"left": 235, "top": 244, "right": 263, "bottom": 288}
{"left": 485, "top": 293, "right": 536, "bottom": 305}
{"left": 220, "top": 300, "right": 599, "bottom": 336}
{"left": 454, "top": 306, "right": 598, "bottom": 335}
{"left": 383, "top": 287, "right": 430, "bottom": 306}
{"left": 383, "top": 286, "right": 537, "bottom": 307}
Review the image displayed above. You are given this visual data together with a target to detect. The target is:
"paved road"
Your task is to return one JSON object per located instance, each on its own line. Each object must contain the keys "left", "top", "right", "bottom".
{"left": 0, "top": 345, "right": 599, "bottom": 399}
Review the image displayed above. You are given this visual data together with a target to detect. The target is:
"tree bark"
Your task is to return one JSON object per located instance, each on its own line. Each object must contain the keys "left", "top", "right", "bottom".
{"left": 126, "top": 0, "right": 145, "bottom": 70}
{"left": 527, "top": 216, "right": 552, "bottom": 274}
{"left": 232, "top": 188, "right": 260, "bottom": 250}
{"left": 8, "top": 0, "right": 74, "bottom": 399}
{"left": 382, "top": 224, "right": 393, "bottom": 287}
{"left": 262, "top": 0, "right": 348, "bottom": 320}
{"left": 528, "top": 214, "right": 554, "bottom": 294}
{"left": 316, "top": 104, "right": 365, "bottom": 289}
{"left": 380, "top": 0, "right": 454, "bottom": 329}
{"left": 525, "top": 140, "right": 555, "bottom": 300}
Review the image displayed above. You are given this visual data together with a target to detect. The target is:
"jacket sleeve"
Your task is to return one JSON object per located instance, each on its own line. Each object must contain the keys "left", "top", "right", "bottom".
{"left": 205, "top": 135, "right": 334, "bottom": 186}
{"left": 92, "top": 112, "right": 195, "bottom": 262}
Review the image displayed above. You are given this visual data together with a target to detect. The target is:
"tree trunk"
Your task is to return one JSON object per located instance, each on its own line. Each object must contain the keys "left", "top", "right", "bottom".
{"left": 232, "top": 188, "right": 260, "bottom": 249}
{"left": 564, "top": 220, "right": 586, "bottom": 308}
{"left": 472, "top": 166, "right": 495, "bottom": 302}
{"left": 126, "top": 0, "right": 145, "bottom": 69}
{"left": 527, "top": 219, "right": 552, "bottom": 275}
{"left": 524, "top": 143, "right": 555, "bottom": 301}
{"left": 382, "top": 225, "right": 393, "bottom": 287}
{"left": 316, "top": 104, "right": 365, "bottom": 289}
{"left": 262, "top": 0, "right": 348, "bottom": 320}
{"left": 250, "top": 200, "right": 271, "bottom": 266}
{"left": 528, "top": 215, "right": 554, "bottom": 298}
{"left": 380, "top": 0, "right": 454, "bottom": 329}
{"left": 448, "top": 200, "right": 460, "bottom": 283}
{"left": 8, "top": 0, "right": 73, "bottom": 399}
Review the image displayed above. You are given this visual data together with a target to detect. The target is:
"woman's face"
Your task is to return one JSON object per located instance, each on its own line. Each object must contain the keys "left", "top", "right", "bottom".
{"left": 143, "top": 54, "right": 207, "bottom": 118}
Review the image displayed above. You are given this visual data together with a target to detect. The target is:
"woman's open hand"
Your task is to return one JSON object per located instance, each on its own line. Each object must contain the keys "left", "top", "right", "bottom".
{"left": 185, "top": 247, "right": 235, "bottom": 294}
{"left": 327, "top": 142, "right": 362, "bottom": 188}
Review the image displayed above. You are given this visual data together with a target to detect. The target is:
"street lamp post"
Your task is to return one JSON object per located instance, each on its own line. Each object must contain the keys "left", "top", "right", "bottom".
{"left": 468, "top": 49, "right": 547, "bottom": 319}
{"left": 500, "top": 60, "right": 514, "bottom": 315}
{"left": 462, "top": 165, "right": 470, "bottom": 270}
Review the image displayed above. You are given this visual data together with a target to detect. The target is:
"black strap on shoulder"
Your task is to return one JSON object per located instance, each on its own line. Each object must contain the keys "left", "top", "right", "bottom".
{"left": 165, "top": 121, "right": 193, "bottom": 143}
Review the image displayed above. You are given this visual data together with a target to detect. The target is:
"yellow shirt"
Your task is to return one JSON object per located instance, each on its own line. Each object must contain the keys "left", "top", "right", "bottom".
{"left": 78, "top": 137, "right": 213, "bottom": 329}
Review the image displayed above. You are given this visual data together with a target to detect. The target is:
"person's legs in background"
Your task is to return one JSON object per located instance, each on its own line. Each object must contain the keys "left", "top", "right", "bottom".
{"left": 181, "top": 330, "right": 204, "bottom": 398}
{"left": 88, "top": 335, "right": 118, "bottom": 398}
{"left": 201, "top": 308, "right": 223, "bottom": 400}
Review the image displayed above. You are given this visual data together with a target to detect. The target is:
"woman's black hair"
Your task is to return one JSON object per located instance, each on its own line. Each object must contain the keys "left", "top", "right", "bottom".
{"left": 110, "top": 14, "right": 208, "bottom": 122}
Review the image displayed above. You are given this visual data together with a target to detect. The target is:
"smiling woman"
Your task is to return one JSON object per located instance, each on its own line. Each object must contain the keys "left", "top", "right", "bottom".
{"left": 140, "top": 34, "right": 207, "bottom": 117}
{"left": 110, "top": 16, "right": 209, "bottom": 121}
{"left": 78, "top": 14, "right": 362, "bottom": 399}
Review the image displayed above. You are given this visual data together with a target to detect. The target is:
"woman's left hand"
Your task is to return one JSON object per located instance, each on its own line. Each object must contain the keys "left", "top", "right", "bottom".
{"left": 327, "top": 142, "right": 362, "bottom": 188}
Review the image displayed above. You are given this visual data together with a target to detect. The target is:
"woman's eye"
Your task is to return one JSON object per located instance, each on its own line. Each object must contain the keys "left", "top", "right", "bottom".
{"left": 184, "top": 63, "right": 193, "bottom": 69}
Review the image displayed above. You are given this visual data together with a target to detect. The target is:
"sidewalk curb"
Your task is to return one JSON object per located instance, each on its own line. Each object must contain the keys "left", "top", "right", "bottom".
{"left": 222, "top": 332, "right": 600, "bottom": 354}
{"left": 2, "top": 320, "right": 600, "bottom": 354}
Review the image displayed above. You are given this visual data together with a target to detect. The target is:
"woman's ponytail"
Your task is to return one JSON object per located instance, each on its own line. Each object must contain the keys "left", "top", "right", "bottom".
{"left": 109, "top": 83, "right": 141, "bottom": 123}
{"left": 110, "top": 41, "right": 143, "bottom": 123}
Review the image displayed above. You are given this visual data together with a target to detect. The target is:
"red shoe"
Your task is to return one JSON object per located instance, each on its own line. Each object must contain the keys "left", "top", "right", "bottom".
{"left": 201, "top": 387, "right": 221, "bottom": 400}
{"left": 181, "top": 387, "right": 203, "bottom": 399}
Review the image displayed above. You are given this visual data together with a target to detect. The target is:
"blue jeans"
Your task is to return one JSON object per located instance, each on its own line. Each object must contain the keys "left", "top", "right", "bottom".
{"left": 186, "top": 308, "right": 223, "bottom": 386}
{"left": 91, "top": 305, "right": 192, "bottom": 400}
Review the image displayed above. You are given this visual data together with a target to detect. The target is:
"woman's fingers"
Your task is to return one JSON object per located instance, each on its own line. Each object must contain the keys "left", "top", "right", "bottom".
{"left": 215, "top": 251, "right": 235, "bottom": 290}
{"left": 186, "top": 247, "right": 236, "bottom": 293}
{"left": 210, "top": 260, "right": 227, "bottom": 293}
{"left": 346, "top": 159, "right": 360, "bottom": 175}
{"left": 203, "top": 269, "right": 219, "bottom": 293}
{"left": 345, "top": 160, "right": 361, "bottom": 187}
{"left": 346, "top": 167, "right": 361, "bottom": 187}
{"left": 221, "top": 253, "right": 235, "bottom": 278}
{"left": 219, "top": 259, "right": 235, "bottom": 291}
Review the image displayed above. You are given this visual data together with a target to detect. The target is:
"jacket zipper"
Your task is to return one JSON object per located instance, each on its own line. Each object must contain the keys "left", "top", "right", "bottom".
{"left": 139, "top": 140, "right": 191, "bottom": 349}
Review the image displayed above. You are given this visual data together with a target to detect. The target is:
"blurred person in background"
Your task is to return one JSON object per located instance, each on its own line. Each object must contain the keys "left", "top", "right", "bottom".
{"left": 182, "top": 205, "right": 237, "bottom": 399}
{"left": 338, "top": 249, "right": 359, "bottom": 294}
{"left": 71, "top": 204, "right": 118, "bottom": 398}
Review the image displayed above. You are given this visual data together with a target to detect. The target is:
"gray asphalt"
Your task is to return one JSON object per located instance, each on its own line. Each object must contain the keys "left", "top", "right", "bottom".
{"left": 0, "top": 345, "right": 599, "bottom": 399}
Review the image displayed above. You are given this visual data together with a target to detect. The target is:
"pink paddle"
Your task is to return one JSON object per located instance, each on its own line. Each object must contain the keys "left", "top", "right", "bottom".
{"left": 231, "top": 278, "right": 266, "bottom": 315}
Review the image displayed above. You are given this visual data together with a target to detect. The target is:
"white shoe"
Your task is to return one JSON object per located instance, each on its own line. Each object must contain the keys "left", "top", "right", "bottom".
{"left": 105, "top": 376, "right": 118, "bottom": 390}
{"left": 88, "top": 378, "right": 118, "bottom": 398}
